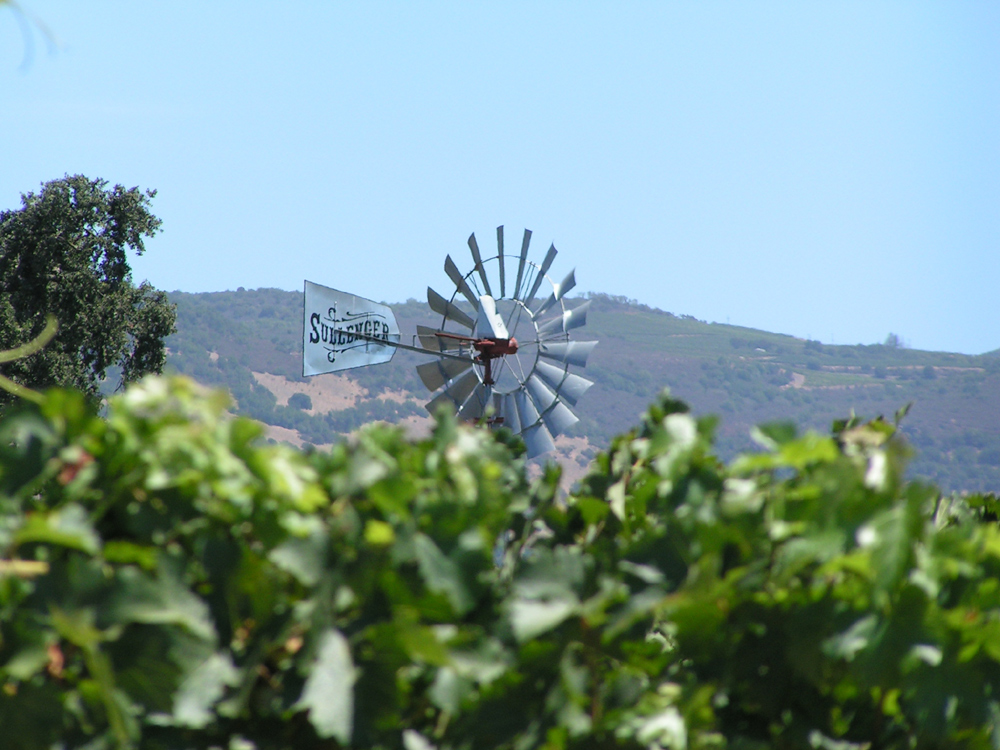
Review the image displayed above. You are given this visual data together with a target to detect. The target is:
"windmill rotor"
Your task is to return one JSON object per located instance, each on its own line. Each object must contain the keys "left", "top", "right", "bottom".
{"left": 417, "top": 227, "right": 597, "bottom": 458}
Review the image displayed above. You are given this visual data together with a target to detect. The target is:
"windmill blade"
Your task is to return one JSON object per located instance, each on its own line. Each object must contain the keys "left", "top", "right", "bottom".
{"left": 514, "top": 382, "right": 556, "bottom": 456}
{"left": 539, "top": 340, "right": 598, "bottom": 368}
{"left": 525, "top": 373, "right": 559, "bottom": 413}
{"left": 537, "top": 300, "right": 591, "bottom": 336}
{"left": 513, "top": 229, "right": 532, "bottom": 300}
{"left": 417, "top": 357, "right": 473, "bottom": 392}
{"left": 534, "top": 360, "right": 594, "bottom": 406}
{"left": 515, "top": 387, "right": 541, "bottom": 428}
{"left": 428, "top": 287, "right": 475, "bottom": 330}
{"left": 531, "top": 268, "right": 576, "bottom": 318}
{"left": 417, "top": 325, "right": 474, "bottom": 354}
{"left": 526, "top": 372, "right": 580, "bottom": 435}
{"left": 524, "top": 244, "right": 558, "bottom": 305}
{"left": 497, "top": 226, "right": 505, "bottom": 298}
{"left": 458, "top": 383, "right": 489, "bottom": 421}
{"left": 426, "top": 368, "right": 480, "bottom": 414}
{"left": 445, "top": 255, "right": 480, "bottom": 309}
{"left": 417, "top": 325, "right": 454, "bottom": 352}
{"left": 468, "top": 233, "right": 493, "bottom": 297}
{"left": 416, "top": 325, "right": 444, "bottom": 352}
{"left": 475, "top": 295, "right": 510, "bottom": 339}
{"left": 501, "top": 392, "right": 521, "bottom": 433}
{"left": 521, "top": 422, "right": 556, "bottom": 458}
{"left": 541, "top": 401, "right": 579, "bottom": 436}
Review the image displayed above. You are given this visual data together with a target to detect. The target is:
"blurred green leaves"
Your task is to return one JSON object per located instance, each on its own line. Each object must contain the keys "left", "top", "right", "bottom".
{"left": 1, "top": 377, "right": 999, "bottom": 749}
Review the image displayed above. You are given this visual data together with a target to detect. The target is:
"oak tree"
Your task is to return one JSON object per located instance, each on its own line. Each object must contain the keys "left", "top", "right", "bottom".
{"left": 0, "top": 175, "right": 176, "bottom": 402}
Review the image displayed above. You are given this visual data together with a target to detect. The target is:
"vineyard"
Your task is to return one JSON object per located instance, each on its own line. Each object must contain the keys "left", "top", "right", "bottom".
{"left": 2, "top": 374, "right": 1000, "bottom": 748}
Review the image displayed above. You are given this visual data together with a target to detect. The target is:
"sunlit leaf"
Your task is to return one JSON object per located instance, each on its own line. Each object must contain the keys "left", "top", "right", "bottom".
{"left": 296, "top": 629, "right": 356, "bottom": 743}
{"left": 172, "top": 653, "right": 238, "bottom": 728}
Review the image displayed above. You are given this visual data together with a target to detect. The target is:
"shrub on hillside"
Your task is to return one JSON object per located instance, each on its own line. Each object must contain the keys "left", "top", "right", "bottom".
{"left": 288, "top": 392, "right": 312, "bottom": 410}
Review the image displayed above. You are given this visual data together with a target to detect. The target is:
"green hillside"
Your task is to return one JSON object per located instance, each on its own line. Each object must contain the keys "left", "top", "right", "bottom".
{"left": 164, "top": 288, "right": 1000, "bottom": 491}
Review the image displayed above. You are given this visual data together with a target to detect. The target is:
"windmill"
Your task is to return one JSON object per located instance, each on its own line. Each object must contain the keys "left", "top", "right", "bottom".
{"left": 416, "top": 227, "right": 596, "bottom": 457}
{"left": 302, "top": 227, "right": 596, "bottom": 457}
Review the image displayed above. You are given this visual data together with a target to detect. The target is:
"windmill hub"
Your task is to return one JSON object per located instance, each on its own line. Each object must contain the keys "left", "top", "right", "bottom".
{"left": 474, "top": 336, "right": 518, "bottom": 358}
{"left": 473, "top": 336, "right": 518, "bottom": 385}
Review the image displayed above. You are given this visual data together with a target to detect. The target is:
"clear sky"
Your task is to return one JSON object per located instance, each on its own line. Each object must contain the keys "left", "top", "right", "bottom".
{"left": 2, "top": 2, "right": 998, "bottom": 354}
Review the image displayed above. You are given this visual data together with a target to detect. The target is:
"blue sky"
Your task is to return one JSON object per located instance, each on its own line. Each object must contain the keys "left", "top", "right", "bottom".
{"left": 2, "top": 2, "right": 997, "bottom": 354}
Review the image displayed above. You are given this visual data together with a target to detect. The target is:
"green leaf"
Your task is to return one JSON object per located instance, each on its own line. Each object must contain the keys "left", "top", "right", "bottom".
{"left": 608, "top": 480, "right": 627, "bottom": 521}
{"left": 399, "top": 623, "right": 450, "bottom": 666}
{"left": 574, "top": 496, "right": 610, "bottom": 525}
{"left": 172, "top": 652, "right": 239, "bottom": 728}
{"left": 403, "top": 730, "right": 438, "bottom": 750}
{"left": 414, "top": 533, "right": 474, "bottom": 615}
{"left": 268, "top": 532, "right": 327, "bottom": 587}
{"left": 618, "top": 560, "right": 665, "bottom": 585}
{"left": 861, "top": 488, "right": 924, "bottom": 594}
{"left": 510, "top": 597, "right": 579, "bottom": 642}
{"left": 108, "top": 567, "right": 215, "bottom": 641}
{"left": 823, "top": 615, "right": 879, "bottom": 661}
{"left": 637, "top": 707, "right": 687, "bottom": 749}
{"left": 429, "top": 667, "right": 470, "bottom": 714}
{"left": 297, "top": 628, "right": 356, "bottom": 744}
{"left": 103, "top": 540, "right": 158, "bottom": 570}
{"left": 752, "top": 421, "right": 797, "bottom": 448}
{"left": 3, "top": 642, "right": 50, "bottom": 681}
{"left": 364, "top": 519, "right": 396, "bottom": 546}
{"left": 779, "top": 433, "right": 839, "bottom": 469}
{"left": 15, "top": 503, "right": 100, "bottom": 555}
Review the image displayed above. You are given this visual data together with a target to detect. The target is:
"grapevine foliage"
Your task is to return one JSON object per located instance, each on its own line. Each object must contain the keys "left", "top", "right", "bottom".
{"left": 1, "top": 377, "right": 999, "bottom": 749}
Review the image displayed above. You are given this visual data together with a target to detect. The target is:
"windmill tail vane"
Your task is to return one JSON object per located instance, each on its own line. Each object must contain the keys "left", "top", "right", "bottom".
{"left": 302, "top": 226, "right": 597, "bottom": 458}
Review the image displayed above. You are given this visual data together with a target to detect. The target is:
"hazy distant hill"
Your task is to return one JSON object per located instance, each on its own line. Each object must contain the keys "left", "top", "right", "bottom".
{"left": 164, "top": 288, "right": 1000, "bottom": 492}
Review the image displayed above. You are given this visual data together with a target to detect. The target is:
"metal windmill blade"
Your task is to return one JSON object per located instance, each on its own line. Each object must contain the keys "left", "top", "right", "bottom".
{"left": 537, "top": 300, "right": 591, "bottom": 336}
{"left": 532, "top": 269, "right": 576, "bottom": 318}
{"left": 426, "top": 368, "right": 480, "bottom": 415}
{"left": 417, "top": 357, "right": 474, "bottom": 392}
{"left": 428, "top": 287, "right": 475, "bottom": 330}
{"left": 538, "top": 340, "right": 598, "bottom": 368}
{"left": 415, "top": 228, "right": 598, "bottom": 459}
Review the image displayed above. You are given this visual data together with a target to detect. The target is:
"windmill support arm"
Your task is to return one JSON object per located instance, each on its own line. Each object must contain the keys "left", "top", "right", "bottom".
{"left": 328, "top": 328, "right": 474, "bottom": 364}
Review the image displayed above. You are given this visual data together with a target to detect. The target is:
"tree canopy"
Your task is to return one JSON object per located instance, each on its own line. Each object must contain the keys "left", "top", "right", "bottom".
{"left": 0, "top": 175, "right": 176, "bottom": 402}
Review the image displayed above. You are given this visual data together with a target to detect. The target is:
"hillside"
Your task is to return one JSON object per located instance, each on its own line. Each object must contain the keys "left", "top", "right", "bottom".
{"left": 164, "top": 288, "right": 1000, "bottom": 491}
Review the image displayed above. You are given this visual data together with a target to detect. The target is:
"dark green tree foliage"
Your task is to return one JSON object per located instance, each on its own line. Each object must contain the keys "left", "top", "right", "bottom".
{"left": 0, "top": 176, "right": 176, "bottom": 402}
{"left": 288, "top": 392, "right": 312, "bottom": 410}
{"left": 3, "top": 376, "right": 1000, "bottom": 748}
